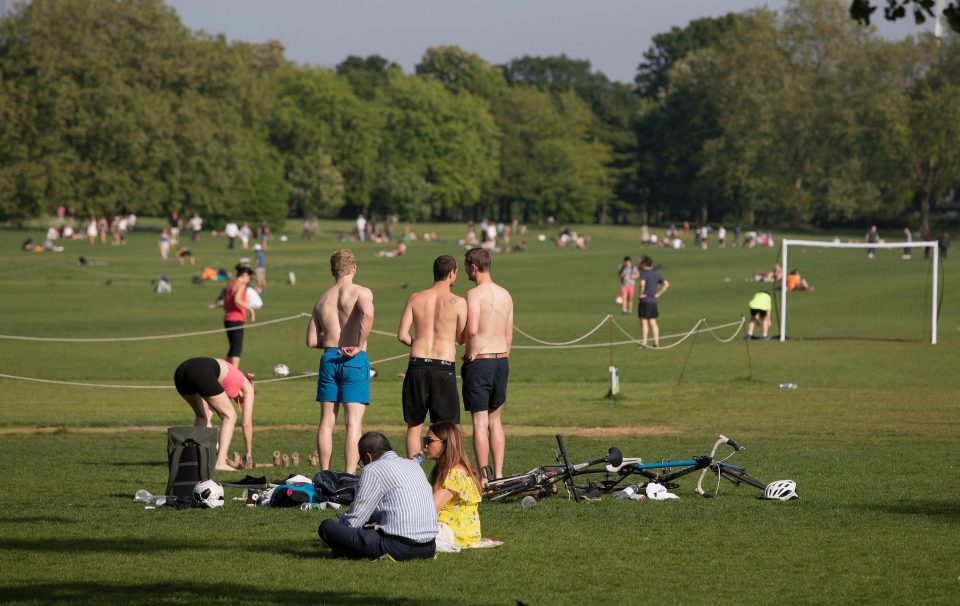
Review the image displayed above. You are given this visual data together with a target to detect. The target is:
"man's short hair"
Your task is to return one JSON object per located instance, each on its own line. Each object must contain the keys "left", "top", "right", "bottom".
{"left": 465, "top": 247, "right": 491, "bottom": 272}
{"left": 358, "top": 431, "right": 392, "bottom": 462}
{"left": 330, "top": 249, "right": 356, "bottom": 279}
{"left": 640, "top": 256, "right": 653, "bottom": 268}
{"left": 433, "top": 255, "right": 457, "bottom": 282}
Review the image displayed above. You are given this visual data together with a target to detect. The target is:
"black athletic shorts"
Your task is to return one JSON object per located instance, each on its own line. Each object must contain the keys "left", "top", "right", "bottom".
{"left": 639, "top": 300, "right": 659, "bottom": 319}
{"left": 750, "top": 308, "right": 768, "bottom": 319}
{"left": 461, "top": 358, "right": 509, "bottom": 413}
{"left": 401, "top": 358, "right": 459, "bottom": 425}
{"left": 224, "top": 320, "right": 244, "bottom": 358}
{"left": 174, "top": 357, "right": 223, "bottom": 397}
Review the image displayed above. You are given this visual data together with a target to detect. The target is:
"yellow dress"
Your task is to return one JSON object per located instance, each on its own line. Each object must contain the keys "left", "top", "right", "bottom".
{"left": 436, "top": 467, "right": 482, "bottom": 547}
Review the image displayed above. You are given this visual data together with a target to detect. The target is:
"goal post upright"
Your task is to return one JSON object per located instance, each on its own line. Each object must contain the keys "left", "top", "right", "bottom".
{"left": 779, "top": 238, "right": 939, "bottom": 344}
{"left": 780, "top": 240, "right": 788, "bottom": 342}
{"left": 932, "top": 244, "right": 939, "bottom": 345}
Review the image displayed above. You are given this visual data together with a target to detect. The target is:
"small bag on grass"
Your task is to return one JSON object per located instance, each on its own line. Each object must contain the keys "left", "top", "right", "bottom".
{"left": 166, "top": 426, "right": 217, "bottom": 498}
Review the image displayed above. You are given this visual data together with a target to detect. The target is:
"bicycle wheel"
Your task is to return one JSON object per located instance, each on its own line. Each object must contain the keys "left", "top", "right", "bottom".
{"left": 483, "top": 471, "right": 542, "bottom": 501}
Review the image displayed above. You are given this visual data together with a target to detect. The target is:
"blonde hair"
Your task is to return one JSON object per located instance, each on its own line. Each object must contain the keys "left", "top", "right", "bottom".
{"left": 330, "top": 249, "right": 356, "bottom": 279}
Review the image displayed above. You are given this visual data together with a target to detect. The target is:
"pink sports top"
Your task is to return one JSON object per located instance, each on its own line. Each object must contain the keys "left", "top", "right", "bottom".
{"left": 219, "top": 363, "right": 245, "bottom": 399}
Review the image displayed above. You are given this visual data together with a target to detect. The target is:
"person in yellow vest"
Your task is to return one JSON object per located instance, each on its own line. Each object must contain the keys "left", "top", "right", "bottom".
{"left": 746, "top": 291, "right": 772, "bottom": 340}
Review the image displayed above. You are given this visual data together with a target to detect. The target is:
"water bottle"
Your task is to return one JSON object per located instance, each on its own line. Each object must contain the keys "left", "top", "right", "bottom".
{"left": 778, "top": 383, "right": 799, "bottom": 389}
{"left": 300, "top": 502, "right": 321, "bottom": 511}
{"left": 134, "top": 489, "right": 166, "bottom": 506}
{"left": 521, "top": 495, "right": 537, "bottom": 508}
{"left": 413, "top": 450, "right": 425, "bottom": 464}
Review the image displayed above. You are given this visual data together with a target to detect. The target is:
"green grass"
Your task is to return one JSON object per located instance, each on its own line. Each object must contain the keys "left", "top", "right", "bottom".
{"left": 0, "top": 221, "right": 958, "bottom": 604}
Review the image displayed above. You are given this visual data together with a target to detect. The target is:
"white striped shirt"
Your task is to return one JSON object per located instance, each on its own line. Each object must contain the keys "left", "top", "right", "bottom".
{"left": 342, "top": 451, "right": 438, "bottom": 543}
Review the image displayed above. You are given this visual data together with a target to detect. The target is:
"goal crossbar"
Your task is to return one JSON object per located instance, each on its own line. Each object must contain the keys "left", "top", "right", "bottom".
{"left": 779, "top": 239, "right": 939, "bottom": 344}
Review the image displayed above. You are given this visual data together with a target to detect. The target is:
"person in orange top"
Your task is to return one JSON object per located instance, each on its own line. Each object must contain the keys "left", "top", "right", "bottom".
{"left": 786, "top": 269, "right": 813, "bottom": 292}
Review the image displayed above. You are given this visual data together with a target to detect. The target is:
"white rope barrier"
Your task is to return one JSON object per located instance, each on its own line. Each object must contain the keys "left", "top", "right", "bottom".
{"left": 701, "top": 317, "right": 746, "bottom": 343}
{"left": 0, "top": 313, "right": 310, "bottom": 342}
{"left": 0, "top": 352, "right": 411, "bottom": 389}
{"left": 513, "top": 315, "right": 612, "bottom": 346}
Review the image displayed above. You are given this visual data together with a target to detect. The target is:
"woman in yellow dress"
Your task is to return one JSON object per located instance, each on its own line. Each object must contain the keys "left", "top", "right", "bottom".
{"left": 424, "top": 421, "right": 482, "bottom": 547}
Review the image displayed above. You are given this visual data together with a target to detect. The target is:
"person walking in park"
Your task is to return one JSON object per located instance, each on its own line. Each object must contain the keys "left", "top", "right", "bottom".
{"left": 396, "top": 255, "right": 467, "bottom": 457}
{"left": 638, "top": 255, "right": 669, "bottom": 348}
{"left": 223, "top": 265, "right": 255, "bottom": 367}
{"left": 461, "top": 247, "right": 513, "bottom": 484}
{"left": 617, "top": 256, "right": 639, "bottom": 315}
{"left": 173, "top": 357, "right": 256, "bottom": 471}
{"left": 866, "top": 225, "right": 879, "bottom": 259}
{"left": 306, "top": 249, "right": 374, "bottom": 474}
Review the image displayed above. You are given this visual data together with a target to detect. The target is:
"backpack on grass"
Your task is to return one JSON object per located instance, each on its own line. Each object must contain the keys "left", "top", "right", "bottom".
{"left": 166, "top": 426, "right": 217, "bottom": 498}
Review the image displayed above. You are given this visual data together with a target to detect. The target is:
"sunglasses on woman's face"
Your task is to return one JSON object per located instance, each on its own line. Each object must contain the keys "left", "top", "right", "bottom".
{"left": 423, "top": 436, "right": 443, "bottom": 447}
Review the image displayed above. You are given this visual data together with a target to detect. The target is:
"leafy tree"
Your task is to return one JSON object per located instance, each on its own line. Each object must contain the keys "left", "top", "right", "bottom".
{"left": 416, "top": 46, "right": 508, "bottom": 98}
{"left": 376, "top": 70, "right": 499, "bottom": 220}
{"left": 336, "top": 54, "right": 399, "bottom": 101}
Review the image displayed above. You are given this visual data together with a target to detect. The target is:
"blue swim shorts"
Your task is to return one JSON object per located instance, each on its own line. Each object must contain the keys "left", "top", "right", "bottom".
{"left": 316, "top": 348, "right": 370, "bottom": 404}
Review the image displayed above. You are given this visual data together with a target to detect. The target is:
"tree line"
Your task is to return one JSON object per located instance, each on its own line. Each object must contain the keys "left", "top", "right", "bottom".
{"left": 0, "top": 0, "right": 958, "bottom": 236}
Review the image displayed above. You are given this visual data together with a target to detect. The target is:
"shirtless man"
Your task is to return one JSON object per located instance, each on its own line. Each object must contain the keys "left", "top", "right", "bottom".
{"left": 396, "top": 255, "right": 467, "bottom": 457}
{"left": 305, "top": 250, "right": 374, "bottom": 474}
{"left": 461, "top": 247, "right": 514, "bottom": 482}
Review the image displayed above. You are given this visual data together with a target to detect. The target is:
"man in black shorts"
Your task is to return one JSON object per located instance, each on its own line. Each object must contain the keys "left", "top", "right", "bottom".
{"left": 638, "top": 255, "right": 669, "bottom": 348}
{"left": 396, "top": 256, "right": 467, "bottom": 458}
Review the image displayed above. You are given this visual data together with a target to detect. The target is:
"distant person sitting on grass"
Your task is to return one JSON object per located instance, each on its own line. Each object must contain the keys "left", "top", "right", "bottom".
{"left": 786, "top": 269, "right": 813, "bottom": 292}
{"left": 746, "top": 291, "right": 772, "bottom": 340}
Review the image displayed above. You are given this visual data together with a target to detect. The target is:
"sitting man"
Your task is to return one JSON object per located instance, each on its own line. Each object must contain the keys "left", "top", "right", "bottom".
{"left": 318, "top": 431, "right": 437, "bottom": 561}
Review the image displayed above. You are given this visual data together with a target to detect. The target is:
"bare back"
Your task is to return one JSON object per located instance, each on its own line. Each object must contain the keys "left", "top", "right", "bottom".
{"left": 465, "top": 280, "right": 513, "bottom": 357}
{"left": 308, "top": 280, "right": 373, "bottom": 350}
{"left": 399, "top": 286, "right": 466, "bottom": 362}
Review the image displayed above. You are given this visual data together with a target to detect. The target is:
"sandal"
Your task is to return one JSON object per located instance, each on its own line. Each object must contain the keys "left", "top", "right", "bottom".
{"left": 292, "top": 452, "right": 300, "bottom": 466}
{"left": 272, "top": 450, "right": 282, "bottom": 466}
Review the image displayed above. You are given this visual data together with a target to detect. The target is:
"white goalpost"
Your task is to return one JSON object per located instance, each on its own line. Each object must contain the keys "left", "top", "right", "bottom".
{"left": 779, "top": 239, "right": 939, "bottom": 344}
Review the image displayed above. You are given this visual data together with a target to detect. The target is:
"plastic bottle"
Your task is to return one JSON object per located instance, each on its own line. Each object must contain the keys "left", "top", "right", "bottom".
{"left": 134, "top": 489, "right": 166, "bottom": 506}
{"left": 413, "top": 450, "right": 425, "bottom": 464}
{"left": 521, "top": 496, "right": 537, "bottom": 508}
{"left": 300, "top": 502, "right": 322, "bottom": 511}
{"left": 778, "top": 383, "right": 799, "bottom": 389}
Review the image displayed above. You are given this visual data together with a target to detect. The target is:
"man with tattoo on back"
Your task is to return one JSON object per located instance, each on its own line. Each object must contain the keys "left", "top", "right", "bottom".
{"left": 461, "top": 248, "right": 513, "bottom": 483}
{"left": 305, "top": 250, "right": 374, "bottom": 474}
{"left": 396, "top": 255, "right": 467, "bottom": 458}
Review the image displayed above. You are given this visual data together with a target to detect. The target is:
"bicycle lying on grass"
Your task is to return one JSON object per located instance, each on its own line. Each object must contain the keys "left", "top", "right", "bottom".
{"left": 481, "top": 434, "right": 622, "bottom": 503}
{"left": 483, "top": 434, "right": 793, "bottom": 503}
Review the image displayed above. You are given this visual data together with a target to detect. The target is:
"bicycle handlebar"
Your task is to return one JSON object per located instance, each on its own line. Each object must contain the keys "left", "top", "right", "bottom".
{"left": 719, "top": 434, "right": 745, "bottom": 452}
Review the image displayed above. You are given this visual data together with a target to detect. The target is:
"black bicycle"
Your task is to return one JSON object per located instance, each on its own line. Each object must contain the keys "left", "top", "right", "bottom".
{"left": 583, "top": 434, "right": 769, "bottom": 498}
{"left": 482, "top": 434, "right": 622, "bottom": 503}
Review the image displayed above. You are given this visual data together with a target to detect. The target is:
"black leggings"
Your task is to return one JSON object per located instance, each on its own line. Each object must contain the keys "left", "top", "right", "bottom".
{"left": 224, "top": 321, "right": 244, "bottom": 358}
{"left": 174, "top": 357, "right": 223, "bottom": 397}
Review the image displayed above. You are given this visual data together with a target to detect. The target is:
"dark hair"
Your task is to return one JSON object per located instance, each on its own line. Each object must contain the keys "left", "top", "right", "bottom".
{"left": 358, "top": 431, "right": 392, "bottom": 462}
{"left": 623, "top": 256, "right": 631, "bottom": 262}
{"left": 465, "top": 247, "right": 491, "bottom": 272}
{"left": 640, "top": 256, "right": 653, "bottom": 268}
{"left": 235, "top": 265, "right": 253, "bottom": 277}
{"left": 433, "top": 255, "right": 457, "bottom": 282}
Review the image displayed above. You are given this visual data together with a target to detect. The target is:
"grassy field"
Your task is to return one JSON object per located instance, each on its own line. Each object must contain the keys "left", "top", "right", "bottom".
{"left": 0, "top": 220, "right": 958, "bottom": 605}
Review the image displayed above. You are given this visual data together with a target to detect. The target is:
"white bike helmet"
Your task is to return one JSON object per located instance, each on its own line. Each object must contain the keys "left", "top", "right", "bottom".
{"left": 763, "top": 479, "right": 799, "bottom": 501}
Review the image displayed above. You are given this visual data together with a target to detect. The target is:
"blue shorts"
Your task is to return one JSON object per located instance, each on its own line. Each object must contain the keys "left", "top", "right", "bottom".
{"left": 316, "top": 348, "right": 370, "bottom": 404}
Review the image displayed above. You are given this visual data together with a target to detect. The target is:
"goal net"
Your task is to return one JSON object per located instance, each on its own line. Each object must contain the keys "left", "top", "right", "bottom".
{"left": 779, "top": 239, "right": 940, "bottom": 343}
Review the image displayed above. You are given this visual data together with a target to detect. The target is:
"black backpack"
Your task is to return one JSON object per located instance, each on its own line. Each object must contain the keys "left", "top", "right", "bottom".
{"left": 166, "top": 426, "right": 217, "bottom": 498}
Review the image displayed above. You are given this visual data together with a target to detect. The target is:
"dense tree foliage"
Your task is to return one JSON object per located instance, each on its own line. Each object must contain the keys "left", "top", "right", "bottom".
{"left": 1, "top": 0, "right": 958, "bottom": 229}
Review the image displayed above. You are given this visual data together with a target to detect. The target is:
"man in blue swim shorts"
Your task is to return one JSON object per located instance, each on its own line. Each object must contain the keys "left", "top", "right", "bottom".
{"left": 306, "top": 249, "right": 374, "bottom": 474}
